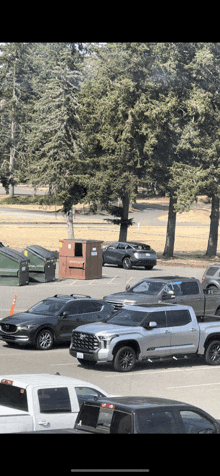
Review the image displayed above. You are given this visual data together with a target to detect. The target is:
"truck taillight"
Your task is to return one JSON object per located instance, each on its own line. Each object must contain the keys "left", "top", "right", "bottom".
{"left": 101, "top": 403, "right": 115, "bottom": 409}
{"left": 202, "top": 276, "right": 205, "bottom": 283}
{"left": 1, "top": 379, "right": 13, "bottom": 385}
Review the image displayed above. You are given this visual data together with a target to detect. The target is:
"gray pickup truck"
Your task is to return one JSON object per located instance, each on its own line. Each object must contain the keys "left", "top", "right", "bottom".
{"left": 103, "top": 276, "right": 220, "bottom": 316}
{"left": 69, "top": 303, "right": 220, "bottom": 372}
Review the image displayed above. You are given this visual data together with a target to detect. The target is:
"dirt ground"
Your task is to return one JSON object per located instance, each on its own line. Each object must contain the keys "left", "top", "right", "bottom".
{"left": 0, "top": 197, "right": 218, "bottom": 267}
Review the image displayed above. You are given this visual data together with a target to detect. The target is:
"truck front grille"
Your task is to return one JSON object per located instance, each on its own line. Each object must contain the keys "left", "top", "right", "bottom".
{"left": 1, "top": 323, "right": 17, "bottom": 333}
{"left": 71, "top": 331, "right": 100, "bottom": 352}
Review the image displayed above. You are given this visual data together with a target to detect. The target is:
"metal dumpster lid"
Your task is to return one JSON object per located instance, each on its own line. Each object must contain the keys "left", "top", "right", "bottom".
{"left": 0, "top": 247, "right": 30, "bottom": 262}
{"left": 25, "top": 245, "right": 57, "bottom": 260}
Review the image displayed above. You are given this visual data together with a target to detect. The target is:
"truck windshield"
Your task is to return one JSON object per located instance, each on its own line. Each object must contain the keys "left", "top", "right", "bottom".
{"left": 130, "top": 280, "right": 165, "bottom": 295}
{"left": 108, "top": 309, "right": 148, "bottom": 327}
{"left": 27, "top": 300, "right": 66, "bottom": 315}
{"left": 0, "top": 383, "right": 28, "bottom": 412}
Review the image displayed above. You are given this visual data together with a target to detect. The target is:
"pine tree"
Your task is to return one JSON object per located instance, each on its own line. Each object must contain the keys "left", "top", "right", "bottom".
{"left": 0, "top": 42, "right": 34, "bottom": 194}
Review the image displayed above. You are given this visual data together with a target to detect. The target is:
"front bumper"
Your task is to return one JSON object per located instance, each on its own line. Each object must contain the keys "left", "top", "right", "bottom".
{"left": 0, "top": 331, "right": 33, "bottom": 345}
{"left": 69, "top": 345, "right": 112, "bottom": 362}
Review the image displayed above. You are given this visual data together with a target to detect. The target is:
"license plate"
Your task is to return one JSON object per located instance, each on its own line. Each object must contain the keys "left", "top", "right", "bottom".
{"left": 77, "top": 352, "right": 84, "bottom": 359}
{"left": 145, "top": 253, "right": 150, "bottom": 256}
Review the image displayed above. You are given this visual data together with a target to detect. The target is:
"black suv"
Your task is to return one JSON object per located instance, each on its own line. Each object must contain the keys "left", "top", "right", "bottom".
{"left": 102, "top": 241, "right": 157, "bottom": 270}
{"left": 0, "top": 294, "right": 115, "bottom": 350}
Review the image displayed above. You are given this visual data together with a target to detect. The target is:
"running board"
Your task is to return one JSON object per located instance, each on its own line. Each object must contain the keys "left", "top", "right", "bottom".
{"left": 146, "top": 355, "right": 190, "bottom": 363}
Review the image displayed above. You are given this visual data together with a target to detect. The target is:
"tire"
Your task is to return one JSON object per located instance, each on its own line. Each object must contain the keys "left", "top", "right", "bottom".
{"left": 77, "top": 358, "right": 97, "bottom": 368}
{"left": 36, "top": 329, "right": 54, "bottom": 350}
{"left": 122, "top": 257, "right": 132, "bottom": 270}
{"left": 204, "top": 340, "right": 220, "bottom": 365}
{"left": 113, "top": 346, "right": 136, "bottom": 372}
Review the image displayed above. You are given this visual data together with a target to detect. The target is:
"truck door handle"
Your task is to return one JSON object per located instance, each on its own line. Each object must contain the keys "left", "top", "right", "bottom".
{"left": 38, "top": 420, "right": 50, "bottom": 426}
{"left": 190, "top": 328, "right": 197, "bottom": 332}
{"left": 164, "top": 330, "right": 170, "bottom": 334}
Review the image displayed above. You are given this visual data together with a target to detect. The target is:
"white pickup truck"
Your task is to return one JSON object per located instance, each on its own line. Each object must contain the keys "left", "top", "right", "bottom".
{"left": 0, "top": 373, "right": 109, "bottom": 433}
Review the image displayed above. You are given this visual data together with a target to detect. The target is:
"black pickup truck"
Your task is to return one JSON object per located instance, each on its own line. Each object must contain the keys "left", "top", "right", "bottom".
{"left": 103, "top": 276, "right": 220, "bottom": 316}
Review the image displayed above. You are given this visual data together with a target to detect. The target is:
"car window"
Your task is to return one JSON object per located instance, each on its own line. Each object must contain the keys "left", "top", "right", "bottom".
{"left": 108, "top": 243, "right": 118, "bottom": 250}
{"left": 135, "top": 409, "right": 176, "bottom": 433}
{"left": 206, "top": 266, "right": 219, "bottom": 276}
{"left": 131, "top": 280, "right": 165, "bottom": 295}
{"left": 145, "top": 311, "right": 167, "bottom": 328}
{"left": 75, "top": 387, "right": 106, "bottom": 408}
{"left": 38, "top": 387, "right": 71, "bottom": 413}
{"left": 180, "top": 281, "right": 199, "bottom": 295}
{"left": 28, "top": 299, "right": 66, "bottom": 315}
{"left": 76, "top": 301, "right": 102, "bottom": 314}
{"left": 180, "top": 410, "right": 217, "bottom": 434}
{"left": 166, "top": 309, "right": 191, "bottom": 327}
{"left": 63, "top": 301, "right": 79, "bottom": 314}
{"left": 0, "top": 382, "right": 28, "bottom": 412}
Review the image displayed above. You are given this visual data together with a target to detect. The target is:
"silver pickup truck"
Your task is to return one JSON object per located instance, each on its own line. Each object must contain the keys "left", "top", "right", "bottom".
{"left": 69, "top": 303, "right": 220, "bottom": 372}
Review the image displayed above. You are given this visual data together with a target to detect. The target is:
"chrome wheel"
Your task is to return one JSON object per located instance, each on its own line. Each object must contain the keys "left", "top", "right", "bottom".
{"left": 205, "top": 340, "right": 220, "bottom": 365}
{"left": 36, "top": 330, "right": 53, "bottom": 350}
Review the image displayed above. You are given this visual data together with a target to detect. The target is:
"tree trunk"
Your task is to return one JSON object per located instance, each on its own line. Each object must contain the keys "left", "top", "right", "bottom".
{"left": 206, "top": 195, "right": 219, "bottom": 257}
{"left": 163, "top": 194, "right": 177, "bottom": 257}
{"left": 119, "top": 193, "right": 130, "bottom": 242}
{"left": 9, "top": 64, "right": 16, "bottom": 197}
{"left": 66, "top": 206, "right": 75, "bottom": 239}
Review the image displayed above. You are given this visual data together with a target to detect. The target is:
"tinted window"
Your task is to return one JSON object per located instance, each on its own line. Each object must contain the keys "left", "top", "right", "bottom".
{"left": 77, "top": 405, "right": 100, "bottom": 428}
{"left": 145, "top": 311, "right": 166, "bottom": 328}
{"left": 0, "top": 383, "right": 28, "bottom": 412}
{"left": 38, "top": 387, "right": 71, "bottom": 413}
{"left": 76, "top": 301, "right": 102, "bottom": 314}
{"left": 180, "top": 281, "right": 199, "bottom": 295}
{"left": 63, "top": 301, "right": 78, "bottom": 314}
{"left": 180, "top": 410, "right": 217, "bottom": 434}
{"left": 166, "top": 309, "right": 191, "bottom": 327}
{"left": 135, "top": 409, "right": 176, "bottom": 433}
{"left": 118, "top": 244, "right": 125, "bottom": 249}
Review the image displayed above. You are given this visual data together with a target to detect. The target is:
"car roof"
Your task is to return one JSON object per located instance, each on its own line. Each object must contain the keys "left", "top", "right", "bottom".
{"left": 82, "top": 396, "right": 194, "bottom": 411}
{"left": 134, "top": 276, "right": 197, "bottom": 282}
{"left": 0, "top": 373, "right": 107, "bottom": 391}
{"left": 123, "top": 304, "right": 192, "bottom": 312}
{"left": 44, "top": 294, "right": 93, "bottom": 301}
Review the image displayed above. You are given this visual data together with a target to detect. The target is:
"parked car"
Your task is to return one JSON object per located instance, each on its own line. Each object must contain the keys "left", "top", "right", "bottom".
{"left": 202, "top": 264, "right": 220, "bottom": 290}
{"left": 0, "top": 373, "right": 109, "bottom": 432}
{"left": 74, "top": 396, "right": 220, "bottom": 433}
{"left": 0, "top": 294, "right": 115, "bottom": 350}
{"left": 102, "top": 241, "right": 157, "bottom": 270}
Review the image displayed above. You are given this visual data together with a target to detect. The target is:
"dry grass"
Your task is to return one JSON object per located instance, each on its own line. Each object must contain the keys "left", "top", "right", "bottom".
{"left": 0, "top": 197, "right": 217, "bottom": 267}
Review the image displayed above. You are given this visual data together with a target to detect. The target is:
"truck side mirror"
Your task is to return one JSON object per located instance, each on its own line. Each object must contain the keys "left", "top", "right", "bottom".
{"left": 144, "top": 321, "right": 157, "bottom": 330}
{"left": 162, "top": 290, "right": 175, "bottom": 300}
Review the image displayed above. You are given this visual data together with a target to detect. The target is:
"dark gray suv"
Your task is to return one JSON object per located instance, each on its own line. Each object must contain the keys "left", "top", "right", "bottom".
{"left": 102, "top": 241, "right": 157, "bottom": 270}
{"left": 202, "top": 265, "right": 220, "bottom": 290}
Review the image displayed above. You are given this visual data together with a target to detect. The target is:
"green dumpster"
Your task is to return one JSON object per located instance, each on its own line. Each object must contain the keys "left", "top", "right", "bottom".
{"left": 24, "top": 245, "right": 57, "bottom": 282}
{"left": 0, "top": 247, "right": 29, "bottom": 286}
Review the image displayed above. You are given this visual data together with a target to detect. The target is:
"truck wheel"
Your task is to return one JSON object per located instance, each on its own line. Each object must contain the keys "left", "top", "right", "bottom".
{"left": 122, "top": 257, "right": 132, "bottom": 270}
{"left": 77, "top": 358, "right": 97, "bottom": 368}
{"left": 36, "top": 329, "right": 54, "bottom": 350}
{"left": 113, "top": 346, "right": 136, "bottom": 372}
{"left": 205, "top": 340, "right": 220, "bottom": 365}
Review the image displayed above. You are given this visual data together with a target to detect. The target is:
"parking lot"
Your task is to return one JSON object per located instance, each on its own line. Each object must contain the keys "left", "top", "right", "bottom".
{"left": 1, "top": 264, "right": 220, "bottom": 420}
